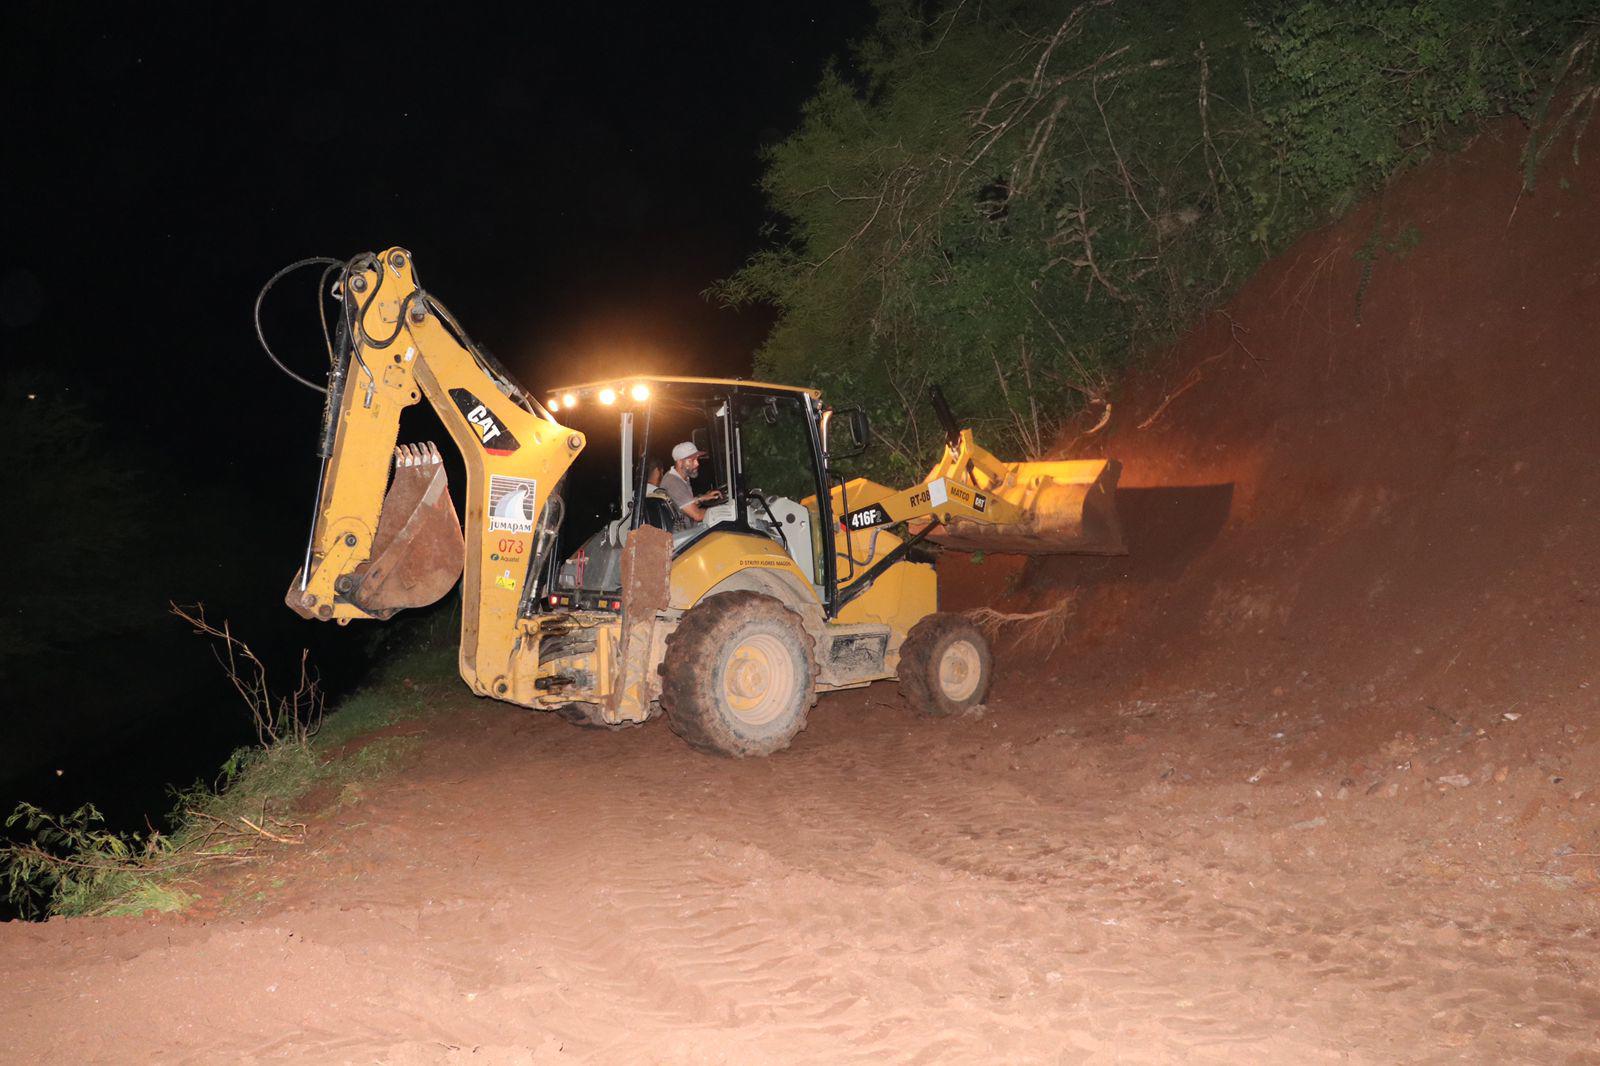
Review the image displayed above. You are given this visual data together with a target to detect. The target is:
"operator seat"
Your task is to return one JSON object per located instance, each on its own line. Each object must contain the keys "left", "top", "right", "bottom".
{"left": 637, "top": 494, "right": 677, "bottom": 532}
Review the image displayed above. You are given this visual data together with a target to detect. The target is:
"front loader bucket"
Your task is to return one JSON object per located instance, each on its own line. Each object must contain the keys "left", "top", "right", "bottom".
{"left": 927, "top": 458, "right": 1126, "bottom": 556}
{"left": 288, "top": 443, "right": 464, "bottom": 620}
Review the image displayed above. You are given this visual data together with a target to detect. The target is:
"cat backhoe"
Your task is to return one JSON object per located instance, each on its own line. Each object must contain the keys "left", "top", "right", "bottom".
{"left": 269, "top": 248, "right": 1124, "bottom": 756}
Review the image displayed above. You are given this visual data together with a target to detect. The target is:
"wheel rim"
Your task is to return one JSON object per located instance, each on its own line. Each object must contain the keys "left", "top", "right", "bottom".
{"left": 723, "top": 633, "right": 797, "bottom": 726}
{"left": 937, "top": 639, "right": 983, "bottom": 702}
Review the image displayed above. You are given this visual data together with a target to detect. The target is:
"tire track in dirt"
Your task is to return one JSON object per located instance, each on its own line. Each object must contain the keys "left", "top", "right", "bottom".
{"left": 623, "top": 701, "right": 1590, "bottom": 1061}
{"left": 3, "top": 692, "right": 1597, "bottom": 1063}
{"left": 469, "top": 700, "right": 1596, "bottom": 1062}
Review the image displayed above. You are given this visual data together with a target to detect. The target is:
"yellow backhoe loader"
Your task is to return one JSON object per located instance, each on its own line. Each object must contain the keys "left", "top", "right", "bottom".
{"left": 265, "top": 248, "right": 1124, "bottom": 756}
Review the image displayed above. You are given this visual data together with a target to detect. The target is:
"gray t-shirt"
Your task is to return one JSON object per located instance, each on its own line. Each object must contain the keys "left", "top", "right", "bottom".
{"left": 660, "top": 468, "right": 697, "bottom": 523}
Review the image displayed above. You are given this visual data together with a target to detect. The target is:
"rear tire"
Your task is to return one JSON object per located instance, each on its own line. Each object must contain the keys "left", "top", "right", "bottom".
{"left": 897, "top": 613, "right": 993, "bottom": 717}
{"left": 659, "top": 591, "right": 818, "bottom": 757}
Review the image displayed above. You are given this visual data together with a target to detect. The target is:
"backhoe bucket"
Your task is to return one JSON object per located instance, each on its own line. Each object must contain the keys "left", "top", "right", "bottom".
{"left": 288, "top": 443, "right": 464, "bottom": 619}
{"left": 927, "top": 457, "right": 1127, "bottom": 556}
{"left": 352, "top": 443, "right": 465, "bottom": 614}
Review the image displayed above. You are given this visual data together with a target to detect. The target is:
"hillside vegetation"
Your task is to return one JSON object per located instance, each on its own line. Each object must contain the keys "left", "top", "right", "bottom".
{"left": 716, "top": 0, "right": 1598, "bottom": 476}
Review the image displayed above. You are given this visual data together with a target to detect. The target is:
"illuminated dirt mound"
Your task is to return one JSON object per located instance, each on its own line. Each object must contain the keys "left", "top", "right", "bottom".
{"left": 959, "top": 120, "right": 1599, "bottom": 769}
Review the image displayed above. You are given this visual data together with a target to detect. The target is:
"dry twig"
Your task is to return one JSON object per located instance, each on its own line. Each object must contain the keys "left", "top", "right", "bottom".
{"left": 1136, "top": 352, "right": 1224, "bottom": 430}
{"left": 170, "top": 603, "right": 323, "bottom": 746}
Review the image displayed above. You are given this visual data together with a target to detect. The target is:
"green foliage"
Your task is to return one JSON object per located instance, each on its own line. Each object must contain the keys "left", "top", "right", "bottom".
{"left": 3, "top": 803, "right": 161, "bottom": 917}
{"left": 359, "top": 592, "right": 463, "bottom": 687}
{"left": 1351, "top": 217, "right": 1425, "bottom": 322}
{"left": 100, "top": 881, "right": 198, "bottom": 917}
{"left": 716, "top": 0, "right": 1598, "bottom": 478}
{"left": 2, "top": 743, "right": 322, "bottom": 918}
{"left": 1255, "top": 0, "right": 1593, "bottom": 204}
{"left": 1353, "top": 224, "right": 1423, "bottom": 266}
{"left": 2, "top": 615, "right": 440, "bottom": 919}
{"left": 1521, "top": 19, "right": 1600, "bottom": 186}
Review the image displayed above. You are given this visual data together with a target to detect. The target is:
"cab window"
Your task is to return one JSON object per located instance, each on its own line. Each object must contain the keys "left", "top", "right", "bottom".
{"left": 735, "top": 394, "right": 825, "bottom": 583}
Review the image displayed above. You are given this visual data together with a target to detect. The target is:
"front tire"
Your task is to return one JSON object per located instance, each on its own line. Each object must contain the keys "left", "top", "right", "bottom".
{"left": 660, "top": 591, "right": 818, "bottom": 757}
{"left": 897, "top": 613, "right": 993, "bottom": 717}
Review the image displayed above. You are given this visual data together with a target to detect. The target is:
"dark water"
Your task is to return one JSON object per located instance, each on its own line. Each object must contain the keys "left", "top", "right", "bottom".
{"left": 0, "top": 593, "right": 421, "bottom": 921}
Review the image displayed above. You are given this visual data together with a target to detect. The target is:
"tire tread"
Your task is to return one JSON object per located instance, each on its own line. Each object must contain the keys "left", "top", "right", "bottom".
{"left": 897, "top": 612, "right": 993, "bottom": 718}
{"left": 659, "top": 591, "right": 817, "bottom": 757}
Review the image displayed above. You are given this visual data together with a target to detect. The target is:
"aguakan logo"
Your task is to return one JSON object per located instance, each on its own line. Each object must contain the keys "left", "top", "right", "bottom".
{"left": 449, "top": 388, "right": 520, "bottom": 455}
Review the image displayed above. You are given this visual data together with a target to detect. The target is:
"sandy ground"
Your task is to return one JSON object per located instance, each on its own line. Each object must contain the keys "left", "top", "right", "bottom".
{"left": 1, "top": 679, "right": 1596, "bottom": 1064}
{"left": 4, "top": 121, "right": 1598, "bottom": 1063}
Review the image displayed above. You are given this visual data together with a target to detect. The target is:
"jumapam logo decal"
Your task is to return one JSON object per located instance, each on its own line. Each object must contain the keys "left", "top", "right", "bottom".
{"left": 488, "top": 475, "right": 537, "bottom": 533}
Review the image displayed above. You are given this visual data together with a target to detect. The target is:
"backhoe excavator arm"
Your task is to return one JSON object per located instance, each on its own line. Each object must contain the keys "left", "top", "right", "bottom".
{"left": 287, "top": 248, "right": 585, "bottom": 700}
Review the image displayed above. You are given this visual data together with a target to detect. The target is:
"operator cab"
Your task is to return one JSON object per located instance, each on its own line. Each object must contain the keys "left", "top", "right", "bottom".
{"left": 536, "top": 378, "right": 845, "bottom": 611}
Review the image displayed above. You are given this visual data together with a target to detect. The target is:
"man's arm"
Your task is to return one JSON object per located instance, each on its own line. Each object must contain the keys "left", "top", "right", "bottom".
{"left": 688, "top": 487, "right": 724, "bottom": 520}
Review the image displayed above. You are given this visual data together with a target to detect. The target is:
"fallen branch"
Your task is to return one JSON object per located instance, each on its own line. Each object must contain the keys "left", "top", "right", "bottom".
{"left": 1136, "top": 352, "right": 1223, "bottom": 430}
{"left": 237, "top": 816, "right": 304, "bottom": 846}
{"left": 186, "top": 808, "right": 306, "bottom": 847}
{"left": 4, "top": 842, "right": 254, "bottom": 876}
{"left": 1069, "top": 400, "right": 1114, "bottom": 445}
{"left": 1217, "top": 310, "right": 1263, "bottom": 365}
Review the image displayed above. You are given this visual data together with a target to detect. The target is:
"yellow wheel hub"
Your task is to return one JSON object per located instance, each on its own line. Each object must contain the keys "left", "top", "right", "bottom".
{"left": 937, "top": 640, "right": 982, "bottom": 702}
{"left": 723, "top": 633, "right": 796, "bottom": 726}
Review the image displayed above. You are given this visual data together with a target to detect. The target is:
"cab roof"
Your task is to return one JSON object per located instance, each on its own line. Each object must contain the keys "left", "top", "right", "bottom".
{"left": 543, "top": 375, "right": 821, "bottom": 407}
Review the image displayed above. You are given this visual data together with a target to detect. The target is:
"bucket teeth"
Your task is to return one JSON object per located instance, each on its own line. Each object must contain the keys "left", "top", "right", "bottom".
{"left": 393, "top": 441, "right": 443, "bottom": 469}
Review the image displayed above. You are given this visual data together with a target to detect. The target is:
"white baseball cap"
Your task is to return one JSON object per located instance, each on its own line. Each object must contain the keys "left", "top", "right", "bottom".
{"left": 671, "top": 441, "right": 705, "bottom": 462}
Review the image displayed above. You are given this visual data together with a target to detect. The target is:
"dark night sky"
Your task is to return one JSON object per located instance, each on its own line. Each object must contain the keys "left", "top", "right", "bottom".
{"left": 5, "top": 2, "right": 870, "bottom": 464}
{"left": 0, "top": 2, "right": 870, "bottom": 813}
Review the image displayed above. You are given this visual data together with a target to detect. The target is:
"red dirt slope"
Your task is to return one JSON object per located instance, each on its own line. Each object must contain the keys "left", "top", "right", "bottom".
{"left": 0, "top": 120, "right": 1596, "bottom": 1063}
{"left": 1038, "top": 123, "right": 1599, "bottom": 731}
{"left": 958, "top": 119, "right": 1600, "bottom": 860}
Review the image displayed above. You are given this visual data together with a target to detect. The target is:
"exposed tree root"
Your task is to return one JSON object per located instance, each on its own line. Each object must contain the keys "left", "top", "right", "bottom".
{"left": 966, "top": 596, "right": 1078, "bottom": 655}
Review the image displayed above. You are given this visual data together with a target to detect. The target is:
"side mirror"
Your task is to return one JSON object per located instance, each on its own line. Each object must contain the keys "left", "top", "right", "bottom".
{"left": 827, "top": 406, "right": 871, "bottom": 459}
{"left": 848, "top": 408, "right": 870, "bottom": 449}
